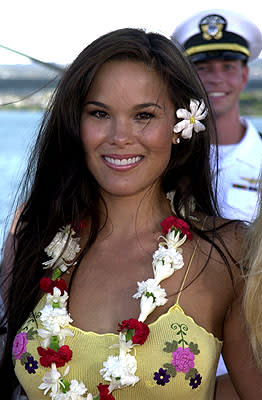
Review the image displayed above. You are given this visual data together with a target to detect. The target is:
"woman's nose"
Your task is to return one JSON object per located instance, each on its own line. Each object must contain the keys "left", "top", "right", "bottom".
{"left": 109, "top": 119, "right": 133, "bottom": 146}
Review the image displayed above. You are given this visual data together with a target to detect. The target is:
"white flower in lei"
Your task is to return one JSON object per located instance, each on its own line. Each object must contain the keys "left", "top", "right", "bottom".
{"left": 52, "top": 379, "right": 89, "bottom": 400}
{"left": 37, "top": 200, "right": 191, "bottom": 399}
{"left": 152, "top": 246, "right": 184, "bottom": 285}
{"left": 39, "top": 363, "right": 70, "bottom": 396}
{"left": 42, "top": 224, "right": 81, "bottom": 272}
{"left": 133, "top": 278, "right": 168, "bottom": 322}
{"left": 100, "top": 353, "right": 139, "bottom": 392}
{"left": 173, "top": 98, "right": 208, "bottom": 139}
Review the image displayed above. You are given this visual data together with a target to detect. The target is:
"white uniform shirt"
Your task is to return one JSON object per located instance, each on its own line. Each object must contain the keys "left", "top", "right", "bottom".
{"left": 210, "top": 117, "right": 262, "bottom": 222}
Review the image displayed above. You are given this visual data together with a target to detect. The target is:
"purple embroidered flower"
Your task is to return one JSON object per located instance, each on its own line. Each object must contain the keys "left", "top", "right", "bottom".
{"left": 171, "top": 347, "right": 195, "bottom": 373}
{"left": 12, "top": 332, "right": 28, "bottom": 360}
{"left": 25, "top": 356, "right": 38, "bottom": 374}
{"left": 189, "top": 373, "right": 202, "bottom": 389}
{"left": 153, "top": 368, "right": 171, "bottom": 386}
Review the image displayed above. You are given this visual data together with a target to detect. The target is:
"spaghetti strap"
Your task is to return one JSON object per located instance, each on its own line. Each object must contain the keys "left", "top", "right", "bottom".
{"left": 175, "top": 239, "right": 199, "bottom": 305}
{"left": 176, "top": 216, "right": 206, "bottom": 305}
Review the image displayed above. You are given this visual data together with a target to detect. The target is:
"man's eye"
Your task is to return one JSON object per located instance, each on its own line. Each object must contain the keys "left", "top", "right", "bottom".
{"left": 196, "top": 66, "right": 207, "bottom": 72}
{"left": 136, "top": 112, "right": 154, "bottom": 120}
{"left": 91, "top": 110, "right": 109, "bottom": 119}
{"left": 224, "top": 64, "right": 234, "bottom": 70}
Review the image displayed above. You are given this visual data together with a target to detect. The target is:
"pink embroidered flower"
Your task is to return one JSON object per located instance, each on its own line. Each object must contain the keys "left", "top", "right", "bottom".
{"left": 171, "top": 347, "right": 195, "bottom": 373}
{"left": 161, "top": 216, "right": 192, "bottom": 239}
{"left": 12, "top": 332, "right": 28, "bottom": 360}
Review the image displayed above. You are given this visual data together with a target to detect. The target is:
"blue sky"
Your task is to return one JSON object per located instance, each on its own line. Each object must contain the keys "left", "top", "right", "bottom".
{"left": 1, "top": 0, "right": 261, "bottom": 64}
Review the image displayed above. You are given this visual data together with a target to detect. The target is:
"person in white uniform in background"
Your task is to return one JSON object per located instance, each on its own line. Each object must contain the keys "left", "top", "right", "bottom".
{"left": 172, "top": 9, "right": 262, "bottom": 222}
{"left": 172, "top": 9, "right": 262, "bottom": 378}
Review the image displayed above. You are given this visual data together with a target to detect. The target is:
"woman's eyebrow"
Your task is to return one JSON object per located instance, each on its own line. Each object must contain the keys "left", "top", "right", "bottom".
{"left": 85, "top": 100, "right": 109, "bottom": 108}
{"left": 134, "top": 103, "right": 163, "bottom": 110}
{"left": 84, "top": 101, "right": 163, "bottom": 110}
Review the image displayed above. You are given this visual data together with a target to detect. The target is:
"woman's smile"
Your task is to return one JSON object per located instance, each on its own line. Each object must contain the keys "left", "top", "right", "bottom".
{"left": 103, "top": 155, "right": 144, "bottom": 170}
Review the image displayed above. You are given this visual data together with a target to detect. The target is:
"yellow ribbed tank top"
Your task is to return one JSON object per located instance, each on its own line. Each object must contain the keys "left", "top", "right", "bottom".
{"left": 14, "top": 295, "right": 222, "bottom": 399}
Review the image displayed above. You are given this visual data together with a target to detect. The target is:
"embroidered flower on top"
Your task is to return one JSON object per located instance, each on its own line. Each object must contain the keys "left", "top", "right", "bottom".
{"left": 12, "top": 332, "right": 28, "bottom": 360}
{"left": 189, "top": 373, "right": 202, "bottom": 389}
{"left": 154, "top": 322, "right": 202, "bottom": 390}
{"left": 153, "top": 368, "right": 171, "bottom": 386}
{"left": 173, "top": 99, "right": 208, "bottom": 139}
{"left": 25, "top": 355, "right": 38, "bottom": 374}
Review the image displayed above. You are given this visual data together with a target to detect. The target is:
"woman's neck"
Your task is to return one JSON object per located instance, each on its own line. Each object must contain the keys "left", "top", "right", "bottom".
{"left": 97, "top": 187, "right": 171, "bottom": 237}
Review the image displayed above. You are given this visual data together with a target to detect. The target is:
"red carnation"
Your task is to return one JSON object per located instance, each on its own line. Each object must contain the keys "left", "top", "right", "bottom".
{"left": 161, "top": 216, "right": 192, "bottom": 239}
{"left": 97, "top": 383, "right": 115, "bottom": 399}
{"left": 40, "top": 277, "right": 68, "bottom": 295}
{"left": 72, "top": 218, "right": 88, "bottom": 231}
{"left": 37, "top": 345, "right": 72, "bottom": 368}
{"left": 118, "top": 318, "right": 149, "bottom": 345}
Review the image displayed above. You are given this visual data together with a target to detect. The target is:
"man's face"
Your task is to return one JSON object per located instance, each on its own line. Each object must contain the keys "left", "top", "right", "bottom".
{"left": 195, "top": 59, "right": 249, "bottom": 118}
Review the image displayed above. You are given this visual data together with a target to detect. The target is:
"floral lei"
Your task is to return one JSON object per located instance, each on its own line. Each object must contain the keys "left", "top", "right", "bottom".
{"left": 34, "top": 197, "right": 192, "bottom": 399}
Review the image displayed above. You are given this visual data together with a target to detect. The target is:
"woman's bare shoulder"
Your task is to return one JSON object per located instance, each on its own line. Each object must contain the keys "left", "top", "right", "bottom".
{"left": 194, "top": 214, "right": 247, "bottom": 281}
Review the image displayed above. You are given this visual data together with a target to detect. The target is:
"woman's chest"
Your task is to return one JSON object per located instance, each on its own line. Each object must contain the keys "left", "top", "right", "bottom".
{"left": 65, "top": 246, "right": 230, "bottom": 340}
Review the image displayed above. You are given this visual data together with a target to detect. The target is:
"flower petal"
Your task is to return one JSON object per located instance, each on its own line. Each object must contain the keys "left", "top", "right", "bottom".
{"left": 173, "top": 120, "right": 190, "bottom": 133}
{"left": 195, "top": 99, "right": 205, "bottom": 116}
{"left": 189, "top": 99, "right": 199, "bottom": 115}
{"left": 181, "top": 125, "right": 193, "bottom": 139}
{"left": 176, "top": 108, "right": 191, "bottom": 119}
{"left": 193, "top": 121, "right": 206, "bottom": 132}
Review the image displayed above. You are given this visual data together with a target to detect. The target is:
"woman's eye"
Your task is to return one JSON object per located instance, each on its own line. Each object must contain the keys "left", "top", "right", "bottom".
{"left": 90, "top": 110, "right": 109, "bottom": 119}
{"left": 136, "top": 112, "right": 154, "bottom": 120}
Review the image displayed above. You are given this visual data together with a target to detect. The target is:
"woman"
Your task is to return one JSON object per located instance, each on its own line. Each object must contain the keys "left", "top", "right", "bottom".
{"left": 0, "top": 28, "right": 260, "bottom": 399}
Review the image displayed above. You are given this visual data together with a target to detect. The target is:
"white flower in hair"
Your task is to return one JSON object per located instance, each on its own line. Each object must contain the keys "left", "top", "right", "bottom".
{"left": 173, "top": 99, "right": 208, "bottom": 139}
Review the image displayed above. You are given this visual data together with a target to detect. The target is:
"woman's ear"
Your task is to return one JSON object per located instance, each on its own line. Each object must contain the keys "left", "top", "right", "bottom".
{"left": 172, "top": 133, "right": 180, "bottom": 145}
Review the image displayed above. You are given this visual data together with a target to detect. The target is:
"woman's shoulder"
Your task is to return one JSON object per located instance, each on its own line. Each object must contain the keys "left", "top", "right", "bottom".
{"left": 193, "top": 214, "right": 248, "bottom": 280}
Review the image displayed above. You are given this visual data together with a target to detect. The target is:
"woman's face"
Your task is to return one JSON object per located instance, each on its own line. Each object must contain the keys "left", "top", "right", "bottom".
{"left": 80, "top": 60, "right": 176, "bottom": 198}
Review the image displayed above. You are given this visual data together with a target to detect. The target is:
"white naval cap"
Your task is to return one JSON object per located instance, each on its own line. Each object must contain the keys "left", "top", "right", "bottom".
{"left": 172, "top": 9, "right": 262, "bottom": 63}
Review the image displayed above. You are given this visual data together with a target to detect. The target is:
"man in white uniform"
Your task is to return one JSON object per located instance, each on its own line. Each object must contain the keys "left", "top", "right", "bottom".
{"left": 172, "top": 9, "right": 262, "bottom": 222}
{"left": 172, "top": 9, "right": 262, "bottom": 386}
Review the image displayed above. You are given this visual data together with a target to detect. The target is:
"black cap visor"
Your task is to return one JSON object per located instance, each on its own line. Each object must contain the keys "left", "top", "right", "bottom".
{"left": 190, "top": 50, "right": 248, "bottom": 63}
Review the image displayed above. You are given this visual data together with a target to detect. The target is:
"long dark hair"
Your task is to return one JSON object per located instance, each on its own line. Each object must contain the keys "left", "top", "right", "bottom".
{"left": 0, "top": 28, "right": 220, "bottom": 396}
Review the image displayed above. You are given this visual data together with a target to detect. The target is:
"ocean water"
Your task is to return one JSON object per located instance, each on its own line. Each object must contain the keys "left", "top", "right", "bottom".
{"left": 0, "top": 110, "right": 43, "bottom": 247}
{"left": 0, "top": 110, "right": 262, "bottom": 248}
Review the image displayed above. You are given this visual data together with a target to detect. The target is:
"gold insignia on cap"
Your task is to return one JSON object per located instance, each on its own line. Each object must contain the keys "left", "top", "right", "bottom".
{"left": 200, "top": 15, "right": 226, "bottom": 41}
{"left": 241, "top": 177, "right": 259, "bottom": 185}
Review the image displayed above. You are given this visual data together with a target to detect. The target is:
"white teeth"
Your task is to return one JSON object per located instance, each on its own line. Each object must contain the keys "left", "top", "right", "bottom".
{"left": 104, "top": 156, "right": 142, "bottom": 166}
{"left": 209, "top": 92, "right": 225, "bottom": 97}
